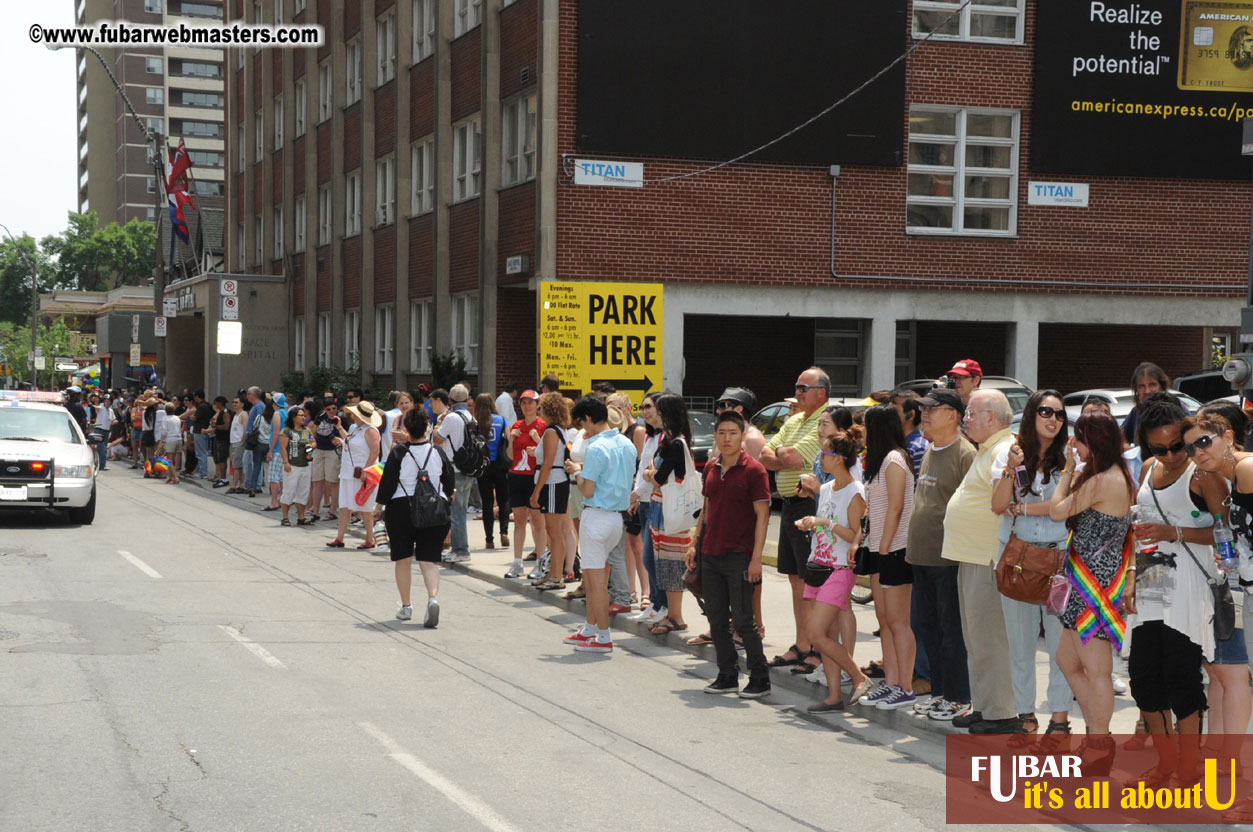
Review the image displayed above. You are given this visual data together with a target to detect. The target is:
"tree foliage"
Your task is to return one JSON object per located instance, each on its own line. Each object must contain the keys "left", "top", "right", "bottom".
{"left": 40, "top": 212, "right": 156, "bottom": 292}
{"left": 0, "top": 318, "right": 79, "bottom": 388}
{"left": 0, "top": 234, "right": 55, "bottom": 326}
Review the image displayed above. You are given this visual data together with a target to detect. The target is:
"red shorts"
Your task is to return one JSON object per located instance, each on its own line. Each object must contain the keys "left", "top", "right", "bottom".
{"left": 802, "top": 567, "right": 856, "bottom": 610}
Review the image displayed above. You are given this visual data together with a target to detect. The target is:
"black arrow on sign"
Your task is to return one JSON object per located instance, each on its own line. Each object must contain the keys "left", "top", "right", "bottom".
{"left": 591, "top": 376, "right": 653, "bottom": 392}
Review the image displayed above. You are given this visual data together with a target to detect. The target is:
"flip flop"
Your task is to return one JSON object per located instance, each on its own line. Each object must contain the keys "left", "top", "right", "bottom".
{"left": 326, "top": 540, "right": 345, "bottom": 548}
{"left": 280, "top": 518, "right": 291, "bottom": 526}
{"left": 357, "top": 543, "right": 376, "bottom": 550}
{"left": 650, "top": 616, "right": 687, "bottom": 636}
{"left": 563, "top": 587, "right": 586, "bottom": 600}
{"left": 686, "top": 632, "right": 715, "bottom": 646}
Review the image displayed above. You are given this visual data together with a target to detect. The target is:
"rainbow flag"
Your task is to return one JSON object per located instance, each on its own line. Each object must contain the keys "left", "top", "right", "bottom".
{"left": 151, "top": 455, "right": 172, "bottom": 475}
{"left": 1065, "top": 530, "right": 1133, "bottom": 652}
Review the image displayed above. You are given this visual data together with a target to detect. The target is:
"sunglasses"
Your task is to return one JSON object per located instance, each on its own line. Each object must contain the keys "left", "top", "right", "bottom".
{"left": 715, "top": 401, "right": 737, "bottom": 410}
{"left": 818, "top": 450, "right": 845, "bottom": 461}
{"left": 1147, "top": 440, "right": 1186, "bottom": 457}
{"left": 1036, "top": 406, "right": 1064, "bottom": 420}
{"left": 794, "top": 384, "right": 822, "bottom": 393}
{"left": 640, "top": 403, "right": 655, "bottom": 410}
{"left": 1185, "top": 433, "right": 1218, "bottom": 457}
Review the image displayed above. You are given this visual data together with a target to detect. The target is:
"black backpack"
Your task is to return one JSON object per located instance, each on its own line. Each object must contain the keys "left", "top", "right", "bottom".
{"left": 399, "top": 446, "right": 451, "bottom": 528}
{"left": 450, "top": 410, "right": 489, "bottom": 477}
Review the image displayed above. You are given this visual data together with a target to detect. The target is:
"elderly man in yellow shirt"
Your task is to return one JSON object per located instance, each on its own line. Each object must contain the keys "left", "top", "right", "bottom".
{"left": 941, "top": 388, "right": 1020, "bottom": 734}
{"left": 760, "top": 366, "right": 829, "bottom": 672}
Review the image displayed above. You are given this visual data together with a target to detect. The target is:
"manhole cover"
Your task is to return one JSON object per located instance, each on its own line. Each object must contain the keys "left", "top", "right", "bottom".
{"left": 0, "top": 630, "right": 18, "bottom": 640}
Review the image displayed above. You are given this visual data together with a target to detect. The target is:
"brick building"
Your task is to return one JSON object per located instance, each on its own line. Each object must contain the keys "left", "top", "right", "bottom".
{"left": 227, "top": 0, "right": 1247, "bottom": 404}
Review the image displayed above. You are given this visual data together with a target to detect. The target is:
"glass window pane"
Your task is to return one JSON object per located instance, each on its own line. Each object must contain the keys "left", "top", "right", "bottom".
{"left": 907, "top": 204, "right": 954, "bottom": 230}
{"left": 963, "top": 206, "right": 1010, "bottom": 231}
{"left": 829, "top": 365, "right": 859, "bottom": 388}
{"left": 815, "top": 334, "right": 859, "bottom": 359}
{"left": 966, "top": 112, "right": 1013, "bottom": 138}
{"left": 965, "top": 143, "right": 1011, "bottom": 169}
{"left": 964, "top": 175, "right": 1011, "bottom": 199}
{"left": 908, "top": 173, "right": 955, "bottom": 197}
{"left": 971, "top": 12, "right": 1019, "bottom": 39}
{"left": 908, "top": 141, "right": 956, "bottom": 166}
{"left": 913, "top": 10, "right": 960, "bottom": 36}
{"left": 909, "top": 109, "right": 957, "bottom": 136}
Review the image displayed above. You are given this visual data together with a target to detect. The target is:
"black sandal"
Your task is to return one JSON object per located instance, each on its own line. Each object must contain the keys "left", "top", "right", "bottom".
{"left": 1008, "top": 714, "right": 1039, "bottom": 748}
{"left": 768, "top": 644, "right": 803, "bottom": 668}
{"left": 790, "top": 649, "right": 822, "bottom": 674}
{"left": 1029, "top": 720, "right": 1072, "bottom": 754}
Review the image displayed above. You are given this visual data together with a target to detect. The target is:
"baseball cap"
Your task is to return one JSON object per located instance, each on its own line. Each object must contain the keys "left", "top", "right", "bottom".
{"left": 68, "top": 386, "right": 82, "bottom": 393}
{"left": 917, "top": 388, "right": 965, "bottom": 416}
{"left": 947, "top": 359, "right": 983, "bottom": 378}
{"left": 716, "top": 387, "right": 756, "bottom": 411}
{"left": 449, "top": 383, "right": 470, "bottom": 402}
{"left": 520, "top": 389, "right": 539, "bottom": 401}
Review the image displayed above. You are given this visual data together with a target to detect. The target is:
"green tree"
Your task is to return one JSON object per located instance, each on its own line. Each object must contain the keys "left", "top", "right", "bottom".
{"left": 0, "top": 234, "right": 55, "bottom": 326}
{"left": 0, "top": 318, "right": 77, "bottom": 389}
{"left": 41, "top": 212, "right": 156, "bottom": 291}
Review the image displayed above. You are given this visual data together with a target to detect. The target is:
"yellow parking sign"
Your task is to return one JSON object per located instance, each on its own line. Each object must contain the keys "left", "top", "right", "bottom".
{"left": 539, "top": 281, "right": 663, "bottom": 411}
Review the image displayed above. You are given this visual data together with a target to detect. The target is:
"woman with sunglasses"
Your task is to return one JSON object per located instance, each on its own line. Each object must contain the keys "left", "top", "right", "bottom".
{"left": 991, "top": 390, "right": 1075, "bottom": 752}
{"left": 629, "top": 393, "right": 665, "bottom": 621}
{"left": 642, "top": 392, "right": 695, "bottom": 636}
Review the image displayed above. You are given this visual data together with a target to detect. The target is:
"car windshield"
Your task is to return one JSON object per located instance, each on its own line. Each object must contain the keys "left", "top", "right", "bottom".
{"left": 689, "top": 412, "right": 715, "bottom": 445}
{"left": 999, "top": 389, "right": 1030, "bottom": 415}
{"left": 0, "top": 408, "right": 80, "bottom": 444}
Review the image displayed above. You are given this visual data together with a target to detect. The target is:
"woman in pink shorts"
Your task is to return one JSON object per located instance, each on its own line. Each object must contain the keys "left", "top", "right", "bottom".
{"left": 795, "top": 428, "right": 874, "bottom": 712}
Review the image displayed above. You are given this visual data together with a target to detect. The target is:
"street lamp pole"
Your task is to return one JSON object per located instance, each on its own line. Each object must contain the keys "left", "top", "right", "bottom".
{"left": 0, "top": 223, "right": 40, "bottom": 389}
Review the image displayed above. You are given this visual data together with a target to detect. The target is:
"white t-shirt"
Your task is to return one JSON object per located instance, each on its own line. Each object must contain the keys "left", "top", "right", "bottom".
{"left": 380, "top": 407, "right": 403, "bottom": 457}
{"left": 495, "top": 392, "right": 517, "bottom": 426}
{"left": 393, "top": 442, "right": 451, "bottom": 501}
{"left": 437, "top": 406, "right": 471, "bottom": 453}
{"left": 94, "top": 405, "right": 113, "bottom": 431}
{"left": 230, "top": 410, "right": 247, "bottom": 443}
{"left": 811, "top": 480, "right": 866, "bottom": 567}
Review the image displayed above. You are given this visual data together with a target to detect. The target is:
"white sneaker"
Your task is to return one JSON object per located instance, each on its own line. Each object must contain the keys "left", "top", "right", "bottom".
{"left": 859, "top": 682, "right": 893, "bottom": 706}
{"left": 424, "top": 597, "right": 440, "bottom": 629}
{"left": 803, "top": 664, "right": 827, "bottom": 685}
{"left": 912, "top": 695, "right": 936, "bottom": 715}
{"left": 504, "top": 562, "right": 525, "bottom": 579}
{"left": 395, "top": 604, "right": 412, "bottom": 621}
{"left": 1111, "top": 673, "right": 1127, "bottom": 695}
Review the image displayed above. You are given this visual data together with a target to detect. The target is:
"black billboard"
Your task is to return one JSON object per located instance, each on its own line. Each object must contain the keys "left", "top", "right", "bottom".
{"left": 576, "top": 0, "right": 907, "bottom": 167}
{"left": 1034, "top": 0, "right": 1253, "bottom": 179}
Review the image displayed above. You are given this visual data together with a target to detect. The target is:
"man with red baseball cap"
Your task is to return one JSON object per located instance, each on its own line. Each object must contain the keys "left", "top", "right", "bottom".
{"left": 946, "top": 359, "right": 983, "bottom": 406}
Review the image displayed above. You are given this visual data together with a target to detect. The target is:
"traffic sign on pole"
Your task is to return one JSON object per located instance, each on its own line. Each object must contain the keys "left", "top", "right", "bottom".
{"left": 162, "top": 298, "right": 178, "bottom": 317}
{"left": 221, "top": 278, "right": 238, "bottom": 297}
{"left": 222, "top": 296, "right": 239, "bottom": 321}
{"left": 154, "top": 316, "right": 167, "bottom": 337}
{"left": 129, "top": 343, "right": 141, "bottom": 365}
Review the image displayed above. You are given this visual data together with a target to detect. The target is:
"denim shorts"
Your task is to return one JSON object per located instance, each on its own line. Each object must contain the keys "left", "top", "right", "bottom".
{"left": 1212, "top": 627, "right": 1249, "bottom": 665}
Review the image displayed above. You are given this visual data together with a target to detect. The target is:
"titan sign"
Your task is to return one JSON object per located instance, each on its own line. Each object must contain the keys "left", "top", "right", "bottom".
{"left": 1035, "top": 0, "right": 1253, "bottom": 178}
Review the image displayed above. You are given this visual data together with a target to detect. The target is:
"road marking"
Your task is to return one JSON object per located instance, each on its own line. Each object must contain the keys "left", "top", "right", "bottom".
{"left": 217, "top": 625, "right": 286, "bottom": 669}
{"left": 358, "top": 722, "right": 520, "bottom": 832}
{"left": 116, "top": 549, "right": 162, "bottom": 579}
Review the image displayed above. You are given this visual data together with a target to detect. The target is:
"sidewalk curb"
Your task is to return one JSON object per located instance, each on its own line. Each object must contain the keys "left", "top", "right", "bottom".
{"left": 444, "top": 558, "right": 962, "bottom": 747}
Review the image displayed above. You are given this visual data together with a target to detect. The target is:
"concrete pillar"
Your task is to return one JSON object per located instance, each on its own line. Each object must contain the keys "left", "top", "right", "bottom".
{"left": 663, "top": 308, "right": 685, "bottom": 393}
{"left": 867, "top": 315, "right": 897, "bottom": 394}
{"left": 535, "top": 0, "right": 559, "bottom": 289}
{"left": 433, "top": 0, "right": 454, "bottom": 354}
{"left": 361, "top": 5, "right": 377, "bottom": 380}
{"left": 394, "top": 0, "right": 413, "bottom": 389}
{"left": 1006, "top": 320, "right": 1039, "bottom": 389}
{"left": 479, "top": 0, "right": 502, "bottom": 393}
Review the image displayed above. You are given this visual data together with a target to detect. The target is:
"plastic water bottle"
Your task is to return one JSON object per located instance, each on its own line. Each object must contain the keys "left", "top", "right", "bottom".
{"left": 1131, "top": 505, "right": 1159, "bottom": 556}
{"left": 1214, "top": 513, "right": 1239, "bottom": 574}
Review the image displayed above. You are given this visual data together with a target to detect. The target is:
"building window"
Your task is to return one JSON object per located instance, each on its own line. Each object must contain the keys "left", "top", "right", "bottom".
{"left": 146, "top": 206, "right": 156, "bottom": 222}
{"left": 178, "top": 60, "right": 222, "bottom": 78}
{"left": 377, "top": 13, "right": 396, "bottom": 84}
{"left": 409, "top": 299, "right": 432, "bottom": 372}
{"left": 814, "top": 321, "right": 864, "bottom": 396}
{"left": 193, "top": 180, "right": 224, "bottom": 196}
{"left": 146, "top": 57, "right": 163, "bottom": 74}
{"left": 237, "top": 222, "right": 245, "bottom": 270}
{"left": 317, "top": 313, "right": 331, "bottom": 366}
{"left": 502, "top": 94, "right": 537, "bottom": 186}
{"left": 274, "top": 0, "right": 283, "bottom": 24}
{"left": 345, "top": 172, "right": 361, "bottom": 236}
{"left": 454, "top": 0, "right": 482, "bottom": 37}
{"left": 318, "top": 59, "right": 332, "bottom": 122}
{"left": 294, "top": 79, "right": 306, "bottom": 136}
{"left": 273, "top": 205, "right": 284, "bottom": 259}
{"left": 294, "top": 0, "right": 306, "bottom": 13}
{"left": 906, "top": 106, "right": 1019, "bottom": 236}
{"left": 188, "top": 150, "right": 224, "bottom": 168}
{"left": 293, "top": 316, "right": 304, "bottom": 370}
{"left": 238, "top": 123, "right": 246, "bottom": 167}
{"left": 273, "top": 96, "right": 283, "bottom": 149}
{"left": 145, "top": 0, "right": 161, "bottom": 12}
{"left": 254, "top": 110, "right": 264, "bottom": 161}
{"left": 317, "top": 184, "right": 332, "bottom": 246}
{"left": 410, "top": 137, "right": 433, "bottom": 214}
{"left": 451, "top": 294, "right": 479, "bottom": 372}
{"left": 253, "top": 217, "right": 263, "bottom": 265}
{"left": 453, "top": 116, "right": 481, "bottom": 202}
{"left": 375, "top": 158, "right": 395, "bottom": 226}
{"left": 346, "top": 40, "right": 363, "bottom": 105}
{"left": 375, "top": 306, "right": 394, "bottom": 372}
{"left": 413, "top": 0, "right": 434, "bottom": 62}
{"left": 293, "top": 194, "right": 306, "bottom": 252}
{"left": 180, "top": 91, "right": 224, "bottom": 108}
{"left": 146, "top": 87, "right": 164, "bottom": 105}
{"left": 344, "top": 309, "right": 361, "bottom": 367}
{"left": 147, "top": 175, "right": 157, "bottom": 193}
{"left": 913, "top": 0, "right": 1024, "bottom": 45}
{"left": 145, "top": 116, "right": 164, "bottom": 135}
{"left": 176, "top": 119, "right": 222, "bottom": 137}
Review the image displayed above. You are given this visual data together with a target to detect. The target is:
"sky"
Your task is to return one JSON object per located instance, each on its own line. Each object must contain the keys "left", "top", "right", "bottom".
{"left": 0, "top": 4, "right": 80, "bottom": 246}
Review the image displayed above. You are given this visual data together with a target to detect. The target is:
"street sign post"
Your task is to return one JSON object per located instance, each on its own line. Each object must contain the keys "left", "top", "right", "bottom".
{"left": 539, "top": 281, "right": 663, "bottom": 411}
{"left": 220, "top": 278, "right": 238, "bottom": 297}
{"left": 33, "top": 356, "right": 45, "bottom": 370}
{"left": 154, "top": 316, "right": 167, "bottom": 337}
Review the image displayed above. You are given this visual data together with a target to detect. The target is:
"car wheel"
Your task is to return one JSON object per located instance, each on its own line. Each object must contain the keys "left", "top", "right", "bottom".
{"left": 67, "top": 486, "right": 96, "bottom": 525}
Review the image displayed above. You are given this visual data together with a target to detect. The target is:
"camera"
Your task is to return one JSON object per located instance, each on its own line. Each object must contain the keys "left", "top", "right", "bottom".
{"left": 933, "top": 375, "right": 957, "bottom": 390}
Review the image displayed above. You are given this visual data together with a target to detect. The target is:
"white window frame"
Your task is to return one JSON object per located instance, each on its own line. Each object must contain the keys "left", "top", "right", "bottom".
{"left": 345, "top": 172, "right": 362, "bottom": 236}
{"left": 409, "top": 299, "right": 432, "bottom": 373}
{"left": 236, "top": 221, "right": 245, "bottom": 270}
{"left": 377, "top": 13, "right": 396, "bottom": 84}
{"left": 346, "top": 39, "right": 363, "bottom": 105}
{"left": 146, "top": 87, "right": 163, "bottom": 105}
{"left": 454, "top": 0, "right": 482, "bottom": 37}
{"left": 253, "top": 216, "right": 263, "bottom": 266}
{"left": 253, "top": 1, "right": 263, "bottom": 51}
{"left": 294, "top": 0, "right": 306, "bottom": 14}
{"left": 274, "top": 0, "right": 284, "bottom": 24}
{"left": 912, "top": 0, "right": 1025, "bottom": 45}
{"left": 375, "top": 157, "right": 395, "bottom": 226}
{"left": 452, "top": 116, "right": 482, "bottom": 202}
{"left": 412, "top": 0, "right": 435, "bottom": 62}
{"left": 294, "top": 79, "right": 306, "bottom": 136}
{"left": 145, "top": 57, "right": 163, "bottom": 74}
{"left": 318, "top": 59, "right": 332, "bottom": 122}
{"left": 293, "top": 194, "right": 306, "bottom": 252}
{"left": 293, "top": 316, "right": 305, "bottom": 370}
{"left": 317, "top": 313, "right": 331, "bottom": 367}
{"left": 273, "top": 205, "right": 284, "bottom": 259}
{"left": 450, "top": 293, "right": 479, "bottom": 372}
{"left": 344, "top": 309, "right": 361, "bottom": 367}
{"left": 905, "top": 105, "right": 1020, "bottom": 238}
{"left": 254, "top": 109, "right": 264, "bottom": 160}
{"left": 410, "top": 137, "right": 434, "bottom": 215}
{"left": 501, "top": 93, "right": 537, "bottom": 187}
{"left": 374, "top": 306, "right": 394, "bottom": 372}
{"left": 317, "top": 184, "right": 332, "bottom": 246}
{"left": 273, "top": 95, "right": 284, "bottom": 149}
{"left": 147, "top": 175, "right": 157, "bottom": 193}
{"left": 145, "top": 0, "right": 161, "bottom": 12}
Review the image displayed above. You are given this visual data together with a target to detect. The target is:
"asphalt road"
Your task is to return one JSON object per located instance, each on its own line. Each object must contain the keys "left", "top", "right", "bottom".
{"left": 0, "top": 469, "right": 1064, "bottom": 832}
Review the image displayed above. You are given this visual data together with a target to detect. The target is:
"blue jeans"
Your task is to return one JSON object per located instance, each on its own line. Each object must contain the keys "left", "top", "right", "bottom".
{"left": 246, "top": 445, "right": 267, "bottom": 491}
{"left": 638, "top": 501, "right": 661, "bottom": 611}
{"left": 96, "top": 438, "right": 108, "bottom": 469}
{"left": 450, "top": 472, "right": 471, "bottom": 556}
{"left": 912, "top": 563, "right": 970, "bottom": 704}
{"left": 194, "top": 433, "right": 210, "bottom": 478}
{"left": 911, "top": 587, "right": 931, "bottom": 681}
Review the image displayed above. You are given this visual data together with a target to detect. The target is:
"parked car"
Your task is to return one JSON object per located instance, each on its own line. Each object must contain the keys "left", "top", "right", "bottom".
{"left": 0, "top": 391, "right": 99, "bottom": 524}
{"left": 1060, "top": 388, "right": 1204, "bottom": 424}
{"left": 636, "top": 410, "right": 715, "bottom": 471}
{"left": 898, "top": 376, "right": 1033, "bottom": 416}
{"left": 750, "top": 396, "right": 871, "bottom": 444}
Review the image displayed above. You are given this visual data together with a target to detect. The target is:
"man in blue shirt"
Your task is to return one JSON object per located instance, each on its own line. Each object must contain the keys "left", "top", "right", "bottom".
{"left": 245, "top": 386, "right": 268, "bottom": 495}
{"left": 562, "top": 395, "right": 637, "bottom": 654}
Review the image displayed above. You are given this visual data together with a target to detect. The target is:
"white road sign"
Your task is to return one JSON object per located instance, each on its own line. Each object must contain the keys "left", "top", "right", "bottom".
{"left": 221, "top": 278, "right": 238, "bottom": 297}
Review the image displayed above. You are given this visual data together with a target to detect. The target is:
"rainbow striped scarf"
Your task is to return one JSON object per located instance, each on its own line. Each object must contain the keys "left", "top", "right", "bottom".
{"left": 1065, "top": 529, "right": 1133, "bottom": 651}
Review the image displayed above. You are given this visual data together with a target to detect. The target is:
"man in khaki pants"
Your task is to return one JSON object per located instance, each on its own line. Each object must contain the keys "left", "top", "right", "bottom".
{"left": 941, "top": 389, "right": 1019, "bottom": 734}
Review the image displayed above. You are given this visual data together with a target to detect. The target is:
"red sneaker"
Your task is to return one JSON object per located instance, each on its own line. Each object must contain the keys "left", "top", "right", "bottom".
{"left": 574, "top": 639, "right": 612, "bottom": 653}
{"left": 562, "top": 630, "right": 593, "bottom": 645}
{"left": 607, "top": 603, "right": 633, "bottom": 616}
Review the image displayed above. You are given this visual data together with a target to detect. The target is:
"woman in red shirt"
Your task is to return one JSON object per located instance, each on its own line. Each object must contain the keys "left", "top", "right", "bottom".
{"left": 504, "top": 391, "right": 548, "bottom": 579}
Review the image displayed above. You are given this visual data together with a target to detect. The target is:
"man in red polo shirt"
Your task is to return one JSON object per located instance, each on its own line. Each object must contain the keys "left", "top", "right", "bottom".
{"left": 685, "top": 410, "right": 772, "bottom": 699}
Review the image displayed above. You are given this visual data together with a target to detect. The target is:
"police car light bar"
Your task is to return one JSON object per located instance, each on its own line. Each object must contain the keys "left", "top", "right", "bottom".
{"left": 0, "top": 390, "right": 64, "bottom": 404}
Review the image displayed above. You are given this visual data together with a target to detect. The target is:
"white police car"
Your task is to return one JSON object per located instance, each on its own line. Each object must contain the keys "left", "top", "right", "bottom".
{"left": 0, "top": 391, "right": 98, "bottom": 524}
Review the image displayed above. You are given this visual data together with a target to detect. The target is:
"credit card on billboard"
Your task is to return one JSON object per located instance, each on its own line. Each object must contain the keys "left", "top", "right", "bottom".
{"left": 1179, "top": 0, "right": 1253, "bottom": 90}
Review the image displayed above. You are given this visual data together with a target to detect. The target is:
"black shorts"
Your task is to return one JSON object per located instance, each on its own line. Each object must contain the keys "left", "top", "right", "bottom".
{"left": 862, "top": 547, "right": 914, "bottom": 587}
{"left": 384, "top": 500, "right": 450, "bottom": 563}
{"left": 776, "top": 496, "right": 816, "bottom": 577}
{"left": 141, "top": 430, "right": 156, "bottom": 448}
{"left": 212, "top": 437, "right": 230, "bottom": 463}
{"left": 536, "top": 480, "right": 570, "bottom": 514}
{"left": 507, "top": 473, "right": 534, "bottom": 511}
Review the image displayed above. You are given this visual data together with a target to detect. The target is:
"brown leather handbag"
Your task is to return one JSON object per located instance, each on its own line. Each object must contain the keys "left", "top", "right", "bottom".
{"left": 995, "top": 497, "right": 1067, "bottom": 605}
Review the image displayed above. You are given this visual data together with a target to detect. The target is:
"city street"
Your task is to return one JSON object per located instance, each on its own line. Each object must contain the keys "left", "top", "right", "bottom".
{"left": 0, "top": 470, "right": 983, "bottom": 832}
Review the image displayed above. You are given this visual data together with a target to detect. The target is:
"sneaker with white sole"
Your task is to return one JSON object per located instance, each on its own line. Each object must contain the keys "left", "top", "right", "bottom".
{"left": 504, "top": 562, "right": 525, "bottom": 579}
{"left": 876, "top": 686, "right": 917, "bottom": 711}
{"left": 527, "top": 560, "right": 545, "bottom": 581}
{"left": 929, "top": 699, "right": 970, "bottom": 722}
{"left": 912, "top": 695, "right": 936, "bottom": 716}
{"left": 423, "top": 597, "right": 440, "bottom": 628}
{"left": 1111, "top": 673, "right": 1127, "bottom": 695}
{"left": 803, "top": 664, "right": 827, "bottom": 686}
{"left": 563, "top": 629, "right": 593, "bottom": 645}
{"left": 574, "top": 639, "right": 612, "bottom": 653}
{"left": 395, "top": 604, "right": 412, "bottom": 621}
{"left": 858, "top": 682, "right": 894, "bottom": 706}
